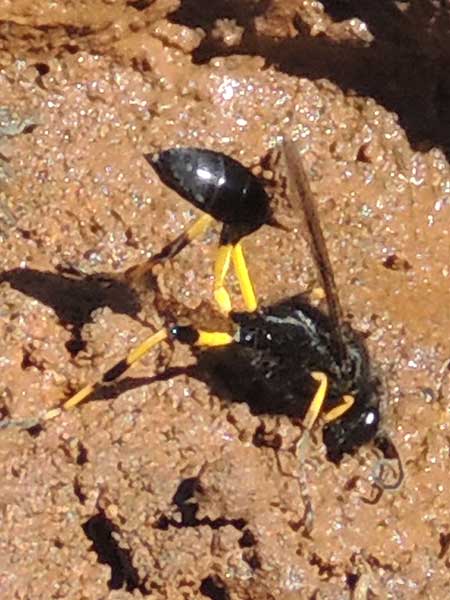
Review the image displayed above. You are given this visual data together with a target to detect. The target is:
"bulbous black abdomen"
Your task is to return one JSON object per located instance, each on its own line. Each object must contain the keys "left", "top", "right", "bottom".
{"left": 144, "top": 148, "right": 271, "bottom": 235}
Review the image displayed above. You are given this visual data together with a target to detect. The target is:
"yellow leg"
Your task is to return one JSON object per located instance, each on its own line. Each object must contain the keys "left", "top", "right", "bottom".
{"left": 231, "top": 242, "right": 257, "bottom": 312}
{"left": 125, "top": 214, "right": 214, "bottom": 282}
{"left": 295, "top": 371, "right": 329, "bottom": 462}
{"left": 213, "top": 244, "right": 233, "bottom": 314}
{"left": 196, "top": 330, "right": 233, "bottom": 347}
{"left": 43, "top": 327, "right": 232, "bottom": 421}
{"left": 324, "top": 395, "right": 354, "bottom": 422}
{"left": 42, "top": 328, "right": 169, "bottom": 422}
{"left": 6, "top": 324, "right": 234, "bottom": 429}
{"left": 169, "top": 324, "right": 234, "bottom": 348}
{"left": 303, "top": 371, "right": 328, "bottom": 430}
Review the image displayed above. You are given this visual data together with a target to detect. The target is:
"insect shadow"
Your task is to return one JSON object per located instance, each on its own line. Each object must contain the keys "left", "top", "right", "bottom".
{"left": 0, "top": 265, "right": 145, "bottom": 356}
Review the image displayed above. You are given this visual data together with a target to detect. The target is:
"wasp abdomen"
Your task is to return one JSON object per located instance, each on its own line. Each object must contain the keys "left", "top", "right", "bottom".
{"left": 144, "top": 148, "right": 271, "bottom": 235}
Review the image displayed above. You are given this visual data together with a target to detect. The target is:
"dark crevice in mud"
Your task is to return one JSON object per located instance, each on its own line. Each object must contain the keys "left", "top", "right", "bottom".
{"left": 154, "top": 509, "right": 246, "bottom": 532}
{"left": 365, "top": 553, "right": 396, "bottom": 573}
{"left": 127, "top": 0, "right": 153, "bottom": 10}
{"left": 154, "top": 477, "right": 246, "bottom": 531}
{"left": 438, "top": 532, "right": 450, "bottom": 559}
{"left": 73, "top": 476, "right": 87, "bottom": 505}
{"left": 239, "top": 527, "right": 261, "bottom": 571}
{"left": 61, "top": 43, "right": 80, "bottom": 55}
{"left": 238, "top": 528, "right": 257, "bottom": 548}
{"left": 82, "top": 512, "right": 149, "bottom": 595}
{"left": 155, "top": 478, "right": 263, "bottom": 573}
{"left": 346, "top": 571, "right": 359, "bottom": 591}
{"left": 34, "top": 62, "right": 50, "bottom": 76}
{"left": 0, "top": 403, "right": 11, "bottom": 422}
{"left": 58, "top": 24, "right": 93, "bottom": 39}
{"left": 65, "top": 336, "right": 86, "bottom": 356}
{"left": 26, "top": 423, "right": 44, "bottom": 438}
{"left": 239, "top": 527, "right": 262, "bottom": 571}
{"left": 20, "top": 348, "right": 46, "bottom": 372}
{"left": 252, "top": 422, "right": 283, "bottom": 450}
{"left": 200, "top": 575, "right": 230, "bottom": 600}
{"left": 242, "top": 549, "right": 262, "bottom": 571}
{"left": 382, "top": 253, "right": 412, "bottom": 272}
{"left": 308, "top": 552, "right": 338, "bottom": 581}
{"left": 76, "top": 441, "right": 89, "bottom": 465}
{"left": 169, "top": 0, "right": 270, "bottom": 32}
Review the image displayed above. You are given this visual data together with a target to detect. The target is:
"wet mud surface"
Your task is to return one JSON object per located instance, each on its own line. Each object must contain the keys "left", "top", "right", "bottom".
{"left": 1, "top": 1, "right": 450, "bottom": 598}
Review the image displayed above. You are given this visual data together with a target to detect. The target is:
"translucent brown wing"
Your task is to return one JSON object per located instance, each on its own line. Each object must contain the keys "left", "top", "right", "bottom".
{"left": 282, "top": 138, "right": 348, "bottom": 365}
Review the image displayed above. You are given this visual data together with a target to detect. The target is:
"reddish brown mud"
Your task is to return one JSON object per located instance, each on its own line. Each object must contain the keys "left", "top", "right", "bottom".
{"left": 1, "top": 1, "right": 450, "bottom": 598}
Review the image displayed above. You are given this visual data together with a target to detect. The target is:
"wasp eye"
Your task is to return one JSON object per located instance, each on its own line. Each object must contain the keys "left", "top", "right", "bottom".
{"left": 363, "top": 407, "right": 379, "bottom": 428}
{"left": 323, "top": 405, "right": 380, "bottom": 464}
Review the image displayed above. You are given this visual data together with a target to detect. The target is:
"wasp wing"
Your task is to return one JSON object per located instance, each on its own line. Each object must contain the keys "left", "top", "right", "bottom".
{"left": 282, "top": 138, "right": 348, "bottom": 365}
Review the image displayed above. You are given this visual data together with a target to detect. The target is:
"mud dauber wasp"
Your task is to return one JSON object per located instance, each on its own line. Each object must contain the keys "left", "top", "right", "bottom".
{"left": 2, "top": 139, "right": 402, "bottom": 499}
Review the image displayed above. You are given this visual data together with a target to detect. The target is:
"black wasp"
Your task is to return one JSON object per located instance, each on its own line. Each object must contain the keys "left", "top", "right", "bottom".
{"left": 4, "top": 140, "right": 402, "bottom": 494}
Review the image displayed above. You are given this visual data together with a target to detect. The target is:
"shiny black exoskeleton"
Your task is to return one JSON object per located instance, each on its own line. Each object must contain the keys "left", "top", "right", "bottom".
{"left": 146, "top": 142, "right": 384, "bottom": 465}
{"left": 196, "top": 296, "right": 380, "bottom": 464}
{"left": 145, "top": 148, "right": 273, "bottom": 243}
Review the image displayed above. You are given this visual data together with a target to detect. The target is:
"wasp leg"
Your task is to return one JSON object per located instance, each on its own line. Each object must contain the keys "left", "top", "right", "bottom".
{"left": 323, "top": 394, "right": 354, "bottom": 422}
{"left": 296, "top": 372, "right": 329, "bottom": 458}
{"left": 170, "top": 325, "right": 233, "bottom": 348}
{"left": 231, "top": 242, "right": 257, "bottom": 312}
{"left": 2, "top": 324, "right": 234, "bottom": 430}
{"left": 41, "top": 328, "right": 170, "bottom": 422}
{"left": 45, "top": 326, "right": 232, "bottom": 422}
{"left": 213, "top": 244, "right": 233, "bottom": 314}
{"left": 213, "top": 241, "right": 258, "bottom": 315}
{"left": 297, "top": 376, "right": 355, "bottom": 459}
{"left": 303, "top": 371, "right": 329, "bottom": 430}
{"left": 45, "top": 325, "right": 232, "bottom": 419}
{"left": 1, "top": 328, "right": 168, "bottom": 429}
{"left": 125, "top": 213, "right": 214, "bottom": 282}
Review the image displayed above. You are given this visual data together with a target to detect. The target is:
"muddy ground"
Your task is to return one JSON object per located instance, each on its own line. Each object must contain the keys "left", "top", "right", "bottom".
{"left": 1, "top": 1, "right": 450, "bottom": 598}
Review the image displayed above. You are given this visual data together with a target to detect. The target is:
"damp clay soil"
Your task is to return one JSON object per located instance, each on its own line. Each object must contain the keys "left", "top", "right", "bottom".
{"left": 1, "top": 1, "right": 450, "bottom": 599}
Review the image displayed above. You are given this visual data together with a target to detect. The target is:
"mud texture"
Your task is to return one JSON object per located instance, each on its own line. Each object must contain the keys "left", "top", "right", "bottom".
{"left": 1, "top": 1, "right": 450, "bottom": 598}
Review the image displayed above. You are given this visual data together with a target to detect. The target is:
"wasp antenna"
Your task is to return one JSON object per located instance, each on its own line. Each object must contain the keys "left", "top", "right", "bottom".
{"left": 374, "top": 432, "right": 404, "bottom": 489}
{"left": 362, "top": 432, "right": 404, "bottom": 504}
